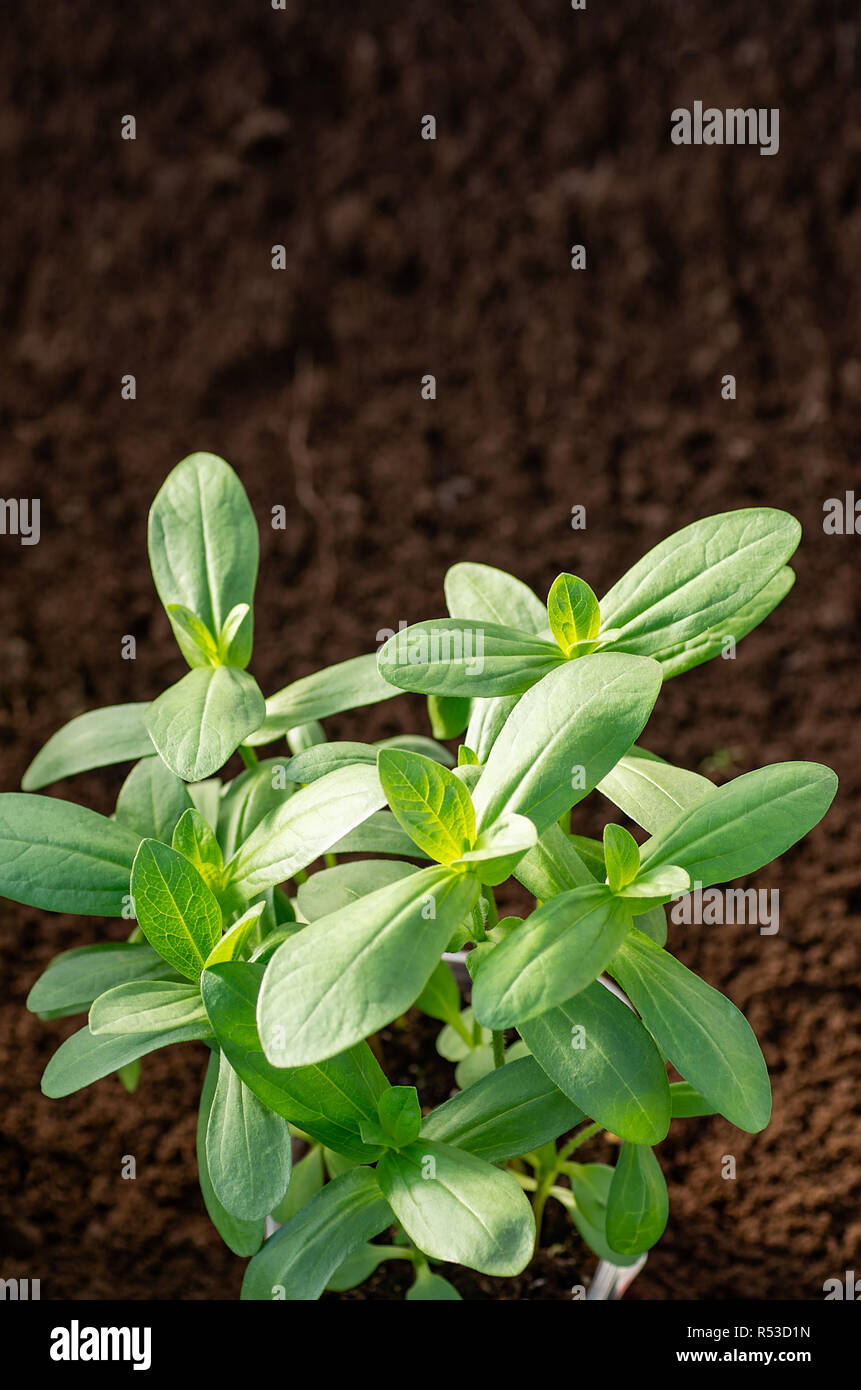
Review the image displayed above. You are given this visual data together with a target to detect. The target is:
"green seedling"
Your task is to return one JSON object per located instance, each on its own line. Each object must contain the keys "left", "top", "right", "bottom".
{"left": 7, "top": 455, "right": 836, "bottom": 1299}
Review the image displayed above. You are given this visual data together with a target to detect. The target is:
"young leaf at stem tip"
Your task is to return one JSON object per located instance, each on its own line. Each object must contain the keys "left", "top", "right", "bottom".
{"left": 603, "top": 823, "right": 640, "bottom": 891}
{"left": 131, "top": 838, "right": 222, "bottom": 981}
{"left": 547, "top": 574, "right": 601, "bottom": 656}
{"left": 377, "top": 748, "right": 475, "bottom": 865}
{"left": 148, "top": 452, "right": 259, "bottom": 670}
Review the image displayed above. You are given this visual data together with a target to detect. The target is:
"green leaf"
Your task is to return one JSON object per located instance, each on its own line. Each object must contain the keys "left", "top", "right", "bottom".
{"left": 247, "top": 653, "right": 399, "bottom": 746}
{"left": 630, "top": 905, "right": 668, "bottom": 948}
{"left": 378, "top": 619, "right": 565, "bottom": 698}
{"left": 241, "top": 1168, "right": 392, "bottom": 1301}
{"left": 465, "top": 695, "right": 520, "bottom": 763}
{"left": 422, "top": 1055, "right": 585, "bottom": 1163}
{"left": 27, "top": 943, "right": 181, "bottom": 1019}
{"left": 603, "top": 824, "right": 640, "bottom": 891}
{"left": 197, "top": 1052, "right": 264, "bottom": 1256}
{"left": 471, "top": 655, "right": 662, "bottom": 837}
{"left": 561, "top": 1163, "right": 643, "bottom": 1266}
{"left": 225, "top": 764, "right": 386, "bottom": 898}
{"left": 188, "top": 778, "right": 222, "bottom": 831}
{"left": 329, "top": 811, "right": 430, "bottom": 860}
{"left": 377, "top": 734, "right": 456, "bottom": 765}
{"left": 378, "top": 748, "right": 475, "bottom": 864}
{"left": 436, "top": 1006, "right": 489, "bottom": 1061}
{"left": 652, "top": 567, "right": 796, "bottom": 679}
{"left": 567, "top": 834, "right": 607, "bottom": 881}
{"left": 452, "top": 762, "right": 481, "bottom": 793}
{"left": 670, "top": 1080, "right": 717, "bottom": 1118}
{"left": 218, "top": 602, "right": 253, "bottom": 664}
{"left": 605, "top": 1143, "right": 669, "bottom": 1255}
{"left": 172, "top": 808, "right": 223, "bottom": 893}
{"left": 286, "top": 720, "right": 326, "bottom": 754}
{"left": 165, "top": 603, "right": 220, "bottom": 666}
{"left": 148, "top": 452, "right": 259, "bottom": 669}
{"left": 131, "top": 839, "right": 222, "bottom": 981}
{"left": 598, "top": 510, "right": 801, "bottom": 658}
{"left": 115, "top": 756, "right": 194, "bottom": 843}
{"left": 200, "top": 961, "right": 387, "bottom": 1162}
{"left": 146, "top": 666, "right": 265, "bottom": 783}
{"left": 22, "top": 704, "right": 154, "bottom": 791}
{"left": 41, "top": 1023, "right": 193, "bottom": 1099}
{"left": 118, "top": 1059, "right": 141, "bottom": 1093}
{"left": 414, "top": 959, "right": 462, "bottom": 1027}
{"left": 519, "top": 982, "right": 671, "bottom": 1144}
{"left": 547, "top": 574, "right": 601, "bottom": 655}
{"left": 610, "top": 927, "right": 771, "bottom": 1132}
{"left": 206, "top": 1049, "right": 292, "bottom": 1220}
{"left": 407, "top": 1268, "right": 462, "bottom": 1301}
{"left": 377, "top": 1087, "right": 422, "bottom": 1148}
{"left": 598, "top": 745, "right": 715, "bottom": 835}
{"left": 427, "top": 694, "right": 471, "bottom": 740}
{"left": 513, "top": 822, "right": 595, "bottom": 899}
{"left": 297, "top": 860, "right": 417, "bottom": 922}
{"left": 0, "top": 794, "right": 141, "bottom": 916}
{"left": 89, "top": 979, "right": 212, "bottom": 1040}
{"left": 638, "top": 761, "right": 838, "bottom": 889}
{"left": 325, "top": 1242, "right": 401, "bottom": 1292}
{"left": 445, "top": 560, "right": 548, "bottom": 633}
{"left": 376, "top": 1140, "right": 534, "bottom": 1276}
{"left": 472, "top": 887, "right": 633, "bottom": 1029}
{"left": 467, "top": 917, "right": 520, "bottom": 983}
{"left": 258, "top": 865, "right": 480, "bottom": 1067}
{"left": 454, "top": 1042, "right": 516, "bottom": 1089}
{"left": 281, "top": 742, "right": 375, "bottom": 782}
{"left": 204, "top": 901, "right": 266, "bottom": 967}
{"left": 616, "top": 864, "right": 690, "bottom": 907}
{"left": 271, "top": 1145, "right": 325, "bottom": 1224}
{"left": 217, "top": 758, "right": 294, "bottom": 860}
{"left": 452, "top": 811, "right": 537, "bottom": 886}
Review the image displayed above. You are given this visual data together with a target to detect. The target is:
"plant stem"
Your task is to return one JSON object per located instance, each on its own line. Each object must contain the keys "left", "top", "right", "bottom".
{"left": 492, "top": 1029, "right": 506, "bottom": 1068}
{"left": 482, "top": 888, "right": 498, "bottom": 928}
{"left": 532, "top": 1175, "right": 554, "bottom": 1255}
{"left": 238, "top": 743, "right": 259, "bottom": 771}
{"left": 450, "top": 1015, "right": 474, "bottom": 1048}
{"left": 557, "top": 1121, "right": 602, "bottom": 1164}
{"left": 470, "top": 903, "right": 487, "bottom": 941}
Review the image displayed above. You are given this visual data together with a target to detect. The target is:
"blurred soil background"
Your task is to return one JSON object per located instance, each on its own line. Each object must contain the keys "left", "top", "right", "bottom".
{"left": 0, "top": 0, "right": 858, "bottom": 1298}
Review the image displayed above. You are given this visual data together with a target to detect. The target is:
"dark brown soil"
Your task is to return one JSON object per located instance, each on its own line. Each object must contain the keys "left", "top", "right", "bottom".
{"left": 0, "top": 0, "right": 859, "bottom": 1300}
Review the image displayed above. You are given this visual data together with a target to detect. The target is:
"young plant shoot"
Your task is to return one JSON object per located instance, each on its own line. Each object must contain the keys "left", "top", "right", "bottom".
{"left": 9, "top": 454, "right": 836, "bottom": 1299}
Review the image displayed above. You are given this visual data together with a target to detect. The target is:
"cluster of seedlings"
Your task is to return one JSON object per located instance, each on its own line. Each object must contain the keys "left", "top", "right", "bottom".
{"left": 6, "top": 453, "right": 836, "bottom": 1299}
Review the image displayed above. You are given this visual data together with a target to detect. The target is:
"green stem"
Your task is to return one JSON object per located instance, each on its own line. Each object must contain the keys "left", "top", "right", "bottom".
{"left": 450, "top": 1015, "right": 474, "bottom": 1048}
{"left": 492, "top": 1030, "right": 506, "bottom": 1069}
{"left": 470, "top": 903, "right": 488, "bottom": 941}
{"left": 238, "top": 744, "right": 259, "bottom": 771}
{"left": 557, "top": 1121, "right": 602, "bottom": 1165}
{"left": 532, "top": 1175, "right": 553, "bottom": 1255}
